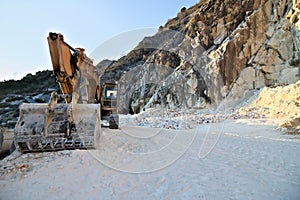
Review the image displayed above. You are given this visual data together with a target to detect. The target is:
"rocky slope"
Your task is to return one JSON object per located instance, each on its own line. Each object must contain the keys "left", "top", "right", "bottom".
{"left": 101, "top": 0, "right": 300, "bottom": 114}
{"left": 1, "top": 0, "right": 299, "bottom": 131}
{"left": 0, "top": 70, "right": 59, "bottom": 128}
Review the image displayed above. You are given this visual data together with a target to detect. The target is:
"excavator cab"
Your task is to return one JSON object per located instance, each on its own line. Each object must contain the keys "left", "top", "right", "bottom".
{"left": 101, "top": 83, "right": 118, "bottom": 129}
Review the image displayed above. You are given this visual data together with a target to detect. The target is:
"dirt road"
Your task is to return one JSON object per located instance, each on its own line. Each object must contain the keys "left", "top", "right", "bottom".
{"left": 1, "top": 120, "right": 299, "bottom": 199}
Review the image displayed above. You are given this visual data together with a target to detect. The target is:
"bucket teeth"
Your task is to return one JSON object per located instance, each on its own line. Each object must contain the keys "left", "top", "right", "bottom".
{"left": 50, "top": 140, "right": 54, "bottom": 149}
{"left": 38, "top": 141, "right": 43, "bottom": 149}
{"left": 61, "top": 138, "right": 66, "bottom": 149}
{"left": 26, "top": 141, "right": 33, "bottom": 151}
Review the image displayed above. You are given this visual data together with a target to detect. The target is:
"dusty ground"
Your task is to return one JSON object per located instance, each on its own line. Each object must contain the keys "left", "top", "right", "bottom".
{"left": 1, "top": 82, "right": 300, "bottom": 199}
{"left": 1, "top": 120, "right": 299, "bottom": 200}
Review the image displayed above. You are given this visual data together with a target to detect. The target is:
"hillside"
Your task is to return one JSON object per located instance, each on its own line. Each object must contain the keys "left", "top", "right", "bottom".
{"left": 101, "top": 0, "right": 300, "bottom": 115}
{"left": 0, "top": 70, "right": 59, "bottom": 128}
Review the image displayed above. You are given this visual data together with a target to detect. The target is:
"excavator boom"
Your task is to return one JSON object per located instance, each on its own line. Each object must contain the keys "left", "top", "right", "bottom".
{"left": 47, "top": 32, "right": 101, "bottom": 103}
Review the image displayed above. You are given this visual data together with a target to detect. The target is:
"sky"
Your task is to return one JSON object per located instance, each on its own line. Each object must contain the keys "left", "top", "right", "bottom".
{"left": 0, "top": 0, "right": 198, "bottom": 81}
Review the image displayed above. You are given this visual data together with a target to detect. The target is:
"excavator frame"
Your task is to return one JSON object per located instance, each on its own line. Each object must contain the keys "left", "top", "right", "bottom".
{"left": 13, "top": 32, "right": 118, "bottom": 153}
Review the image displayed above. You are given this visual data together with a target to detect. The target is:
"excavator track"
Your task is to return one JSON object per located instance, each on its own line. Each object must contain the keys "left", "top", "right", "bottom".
{"left": 14, "top": 103, "right": 101, "bottom": 153}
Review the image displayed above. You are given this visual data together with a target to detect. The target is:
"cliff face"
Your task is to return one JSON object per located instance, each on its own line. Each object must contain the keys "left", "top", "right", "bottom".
{"left": 101, "top": 0, "right": 300, "bottom": 114}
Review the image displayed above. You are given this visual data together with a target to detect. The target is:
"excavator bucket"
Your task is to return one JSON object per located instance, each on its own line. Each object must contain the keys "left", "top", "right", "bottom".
{"left": 14, "top": 101, "right": 101, "bottom": 153}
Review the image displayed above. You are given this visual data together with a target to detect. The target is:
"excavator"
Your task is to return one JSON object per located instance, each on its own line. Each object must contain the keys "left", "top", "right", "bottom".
{"left": 13, "top": 32, "right": 118, "bottom": 153}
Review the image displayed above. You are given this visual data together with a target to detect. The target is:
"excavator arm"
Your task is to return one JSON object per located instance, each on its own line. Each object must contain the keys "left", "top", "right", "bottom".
{"left": 47, "top": 32, "right": 101, "bottom": 103}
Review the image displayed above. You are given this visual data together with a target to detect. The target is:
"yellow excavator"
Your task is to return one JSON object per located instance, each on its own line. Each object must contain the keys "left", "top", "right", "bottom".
{"left": 13, "top": 32, "right": 118, "bottom": 153}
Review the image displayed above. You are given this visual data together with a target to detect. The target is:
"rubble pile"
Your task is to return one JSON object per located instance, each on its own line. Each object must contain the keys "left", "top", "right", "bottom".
{"left": 120, "top": 81, "right": 300, "bottom": 134}
{"left": 0, "top": 150, "right": 72, "bottom": 180}
{"left": 120, "top": 107, "right": 230, "bottom": 130}
{"left": 238, "top": 81, "right": 300, "bottom": 134}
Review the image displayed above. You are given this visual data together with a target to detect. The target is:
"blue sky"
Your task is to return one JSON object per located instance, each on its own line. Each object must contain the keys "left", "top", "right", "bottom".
{"left": 0, "top": 0, "right": 198, "bottom": 81}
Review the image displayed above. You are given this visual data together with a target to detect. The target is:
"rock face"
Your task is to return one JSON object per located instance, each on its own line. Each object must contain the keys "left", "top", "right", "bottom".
{"left": 101, "top": 0, "right": 300, "bottom": 114}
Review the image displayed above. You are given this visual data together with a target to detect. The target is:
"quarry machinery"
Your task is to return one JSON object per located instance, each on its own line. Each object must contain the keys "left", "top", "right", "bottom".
{"left": 13, "top": 32, "right": 118, "bottom": 153}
